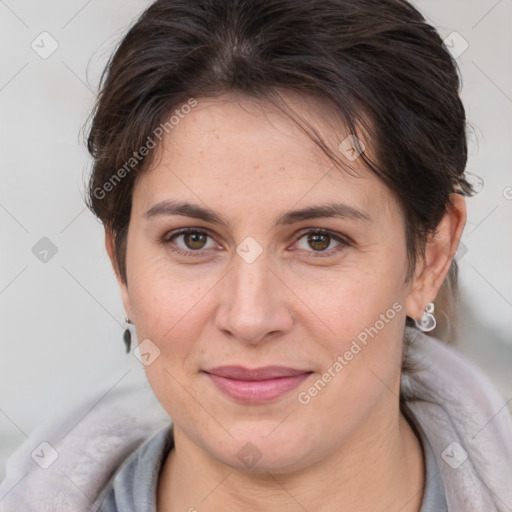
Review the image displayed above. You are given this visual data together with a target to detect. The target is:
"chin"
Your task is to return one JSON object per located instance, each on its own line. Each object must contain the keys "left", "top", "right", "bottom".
{"left": 203, "top": 422, "right": 317, "bottom": 474}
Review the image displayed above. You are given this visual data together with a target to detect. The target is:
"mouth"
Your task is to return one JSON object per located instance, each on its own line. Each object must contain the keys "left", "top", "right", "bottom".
{"left": 203, "top": 365, "right": 313, "bottom": 403}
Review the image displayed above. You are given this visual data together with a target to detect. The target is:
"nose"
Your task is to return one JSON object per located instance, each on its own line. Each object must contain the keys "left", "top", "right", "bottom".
{"left": 214, "top": 254, "right": 294, "bottom": 345}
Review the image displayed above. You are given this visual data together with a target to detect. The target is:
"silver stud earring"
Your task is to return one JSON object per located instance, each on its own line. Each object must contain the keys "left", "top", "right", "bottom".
{"left": 123, "top": 317, "right": 133, "bottom": 353}
{"left": 415, "top": 302, "right": 436, "bottom": 332}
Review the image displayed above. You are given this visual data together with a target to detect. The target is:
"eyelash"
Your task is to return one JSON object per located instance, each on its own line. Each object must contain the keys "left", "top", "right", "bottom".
{"left": 161, "top": 228, "right": 351, "bottom": 258}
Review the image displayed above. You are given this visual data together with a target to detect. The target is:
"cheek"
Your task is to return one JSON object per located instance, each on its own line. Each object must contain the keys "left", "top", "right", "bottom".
{"left": 294, "top": 254, "right": 407, "bottom": 394}
{"left": 293, "top": 259, "right": 405, "bottom": 342}
{"left": 295, "top": 273, "right": 406, "bottom": 434}
{"left": 131, "top": 273, "right": 197, "bottom": 339}
{"left": 127, "top": 249, "right": 221, "bottom": 362}
{"left": 126, "top": 259, "right": 215, "bottom": 417}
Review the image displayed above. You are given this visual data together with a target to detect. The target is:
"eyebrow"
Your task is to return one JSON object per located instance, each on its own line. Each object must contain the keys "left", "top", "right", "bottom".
{"left": 144, "top": 200, "right": 371, "bottom": 227}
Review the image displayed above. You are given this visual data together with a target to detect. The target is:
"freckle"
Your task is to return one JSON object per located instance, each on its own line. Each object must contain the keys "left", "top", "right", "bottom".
{"left": 279, "top": 166, "right": 285, "bottom": 171}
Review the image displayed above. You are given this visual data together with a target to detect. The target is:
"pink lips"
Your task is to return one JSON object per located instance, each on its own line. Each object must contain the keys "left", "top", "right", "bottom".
{"left": 204, "top": 365, "right": 312, "bottom": 403}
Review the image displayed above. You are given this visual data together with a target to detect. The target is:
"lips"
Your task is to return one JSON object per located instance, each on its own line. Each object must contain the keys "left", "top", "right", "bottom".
{"left": 204, "top": 365, "right": 312, "bottom": 403}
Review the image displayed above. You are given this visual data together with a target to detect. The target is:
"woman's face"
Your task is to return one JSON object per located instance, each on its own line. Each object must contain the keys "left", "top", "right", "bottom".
{"left": 119, "top": 93, "right": 417, "bottom": 472}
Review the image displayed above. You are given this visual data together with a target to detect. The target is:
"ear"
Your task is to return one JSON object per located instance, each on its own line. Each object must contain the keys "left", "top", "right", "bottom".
{"left": 105, "top": 227, "right": 132, "bottom": 320}
{"left": 405, "top": 194, "right": 467, "bottom": 321}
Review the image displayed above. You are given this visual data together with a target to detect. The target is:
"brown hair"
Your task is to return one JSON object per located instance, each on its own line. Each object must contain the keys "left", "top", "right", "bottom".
{"left": 86, "top": 0, "right": 475, "bottom": 345}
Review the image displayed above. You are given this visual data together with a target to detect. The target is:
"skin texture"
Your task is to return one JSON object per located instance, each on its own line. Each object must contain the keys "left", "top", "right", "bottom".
{"left": 105, "top": 93, "right": 466, "bottom": 511}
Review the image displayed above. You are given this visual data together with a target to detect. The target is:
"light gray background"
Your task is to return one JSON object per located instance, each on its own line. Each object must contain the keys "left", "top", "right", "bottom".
{"left": 1, "top": 0, "right": 511, "bottom": 480}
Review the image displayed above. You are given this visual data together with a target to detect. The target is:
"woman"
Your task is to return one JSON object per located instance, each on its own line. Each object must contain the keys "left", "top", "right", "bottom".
{"left": 1, "top": 0, "right": 511, "bottom": 511}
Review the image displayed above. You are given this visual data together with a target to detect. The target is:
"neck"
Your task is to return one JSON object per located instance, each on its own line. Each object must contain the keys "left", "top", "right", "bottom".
{"left": 157, "top": 406, "right": 425, "bottom": 512}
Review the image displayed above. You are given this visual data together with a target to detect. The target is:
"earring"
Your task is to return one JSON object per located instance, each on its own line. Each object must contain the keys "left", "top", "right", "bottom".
{"left": 415, "top": 302, "right": 436, "bottom": 332}
{"left": 123, "top": 317, "right": 133, "bottom": 353}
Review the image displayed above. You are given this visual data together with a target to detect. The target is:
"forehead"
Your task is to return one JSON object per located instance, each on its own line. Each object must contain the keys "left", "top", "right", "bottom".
{"left": 132, "top": 93, "right": 398, "bottom": 223}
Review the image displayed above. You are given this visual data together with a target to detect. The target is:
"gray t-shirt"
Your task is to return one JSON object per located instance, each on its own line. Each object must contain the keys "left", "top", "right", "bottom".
{"left": 98, "top": 422, "right": 447, "bottom": 512}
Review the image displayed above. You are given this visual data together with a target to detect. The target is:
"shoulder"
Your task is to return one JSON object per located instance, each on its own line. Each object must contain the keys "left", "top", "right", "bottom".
{"left": 0, "top": 384, "right": 171, "bottom": 512}
{"left": 401, "top": 327, "right": 512, "bottom": 512}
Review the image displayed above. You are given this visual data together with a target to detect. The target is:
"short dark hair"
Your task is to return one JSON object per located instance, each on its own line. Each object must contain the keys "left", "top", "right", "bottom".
{"left": 86, "top": 0, "right": 474, "bottom": 344}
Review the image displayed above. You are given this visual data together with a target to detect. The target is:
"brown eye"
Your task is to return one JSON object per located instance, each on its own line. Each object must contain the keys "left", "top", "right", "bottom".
{"left": 293, "top": 229, "right": 348, "bottom": 256}
{"left": 164, "top": 229, "right": 217, "bottom": 254}
{"left": 307, "top": 233, "right": 331, "bottom": 251}
{"left": 183, "top": 231, "right": 208, "bottom": 250}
